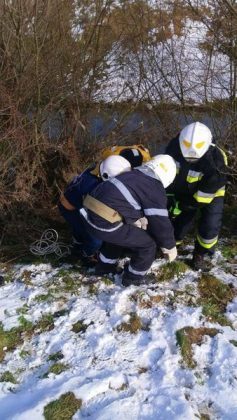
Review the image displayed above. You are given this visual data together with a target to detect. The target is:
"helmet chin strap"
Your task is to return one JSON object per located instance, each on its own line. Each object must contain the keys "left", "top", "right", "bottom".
{"left": 185, "top": 157, "right": 199, "bottom": 163}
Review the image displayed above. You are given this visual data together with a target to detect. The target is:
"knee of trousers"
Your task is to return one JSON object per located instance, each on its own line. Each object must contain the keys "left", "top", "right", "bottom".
{"left": 149, "top": 241, "right": 157, "bottom": 257}
{"left": 131, "top": 241, "right": 156, "bottom": 271}
{"left": 138, "top": 238, "right": 156, "bottom": 256}
{"left": 197, "top": 217, "right": 222, "bottom": 239}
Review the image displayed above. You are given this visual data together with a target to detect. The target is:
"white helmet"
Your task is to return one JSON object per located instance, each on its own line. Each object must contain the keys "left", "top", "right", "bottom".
{"left": 99, "top": 155, "right": 131, "bottom": 181}
{"left": 179, "top": 122, "right": 212, "bottom": 161}
{"left": 145, "top": 154, "right": 176, "bottom": 188}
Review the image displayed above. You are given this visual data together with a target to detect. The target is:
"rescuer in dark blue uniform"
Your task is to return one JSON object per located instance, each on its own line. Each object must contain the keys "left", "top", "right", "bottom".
{"left": 80, "top": 155, "right": 177, "bottom": 286}
{"left": 58, "top": 155, "right": 132, "bottom": 264}
{"left": 58, "top": 164, "right": 102, "bottom": 261}
{"left": 165, "top": 122, "right": 227, "bottom": 270}
{"left": 58, "top": 145, "right": 150, "bottom": 265}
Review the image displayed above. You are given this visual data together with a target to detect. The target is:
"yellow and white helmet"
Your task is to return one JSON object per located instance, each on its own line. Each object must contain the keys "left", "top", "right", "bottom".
{"left": 145, "top": 154, "right": 176, "bottom": 188}
{"left": 179, "top": 122, "right": 212, "bottom": 162}
{"left": 101, "top": 144, "right": 151, "bottom": 166}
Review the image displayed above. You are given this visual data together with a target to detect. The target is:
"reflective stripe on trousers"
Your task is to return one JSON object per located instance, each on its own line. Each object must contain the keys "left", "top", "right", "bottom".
{"left": 193, "top": 186, "right": 225, "bottom": 204}
{"left": 196, "top": 234, "right": 218, "bottom": 249}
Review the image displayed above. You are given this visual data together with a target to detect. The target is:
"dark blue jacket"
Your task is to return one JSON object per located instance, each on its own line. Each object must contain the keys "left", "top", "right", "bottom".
{"left": 84, "top": 169, "right": 176, "bottom": 250}
{"left": 64, "top": 166, "right": 101, "bottom": 209}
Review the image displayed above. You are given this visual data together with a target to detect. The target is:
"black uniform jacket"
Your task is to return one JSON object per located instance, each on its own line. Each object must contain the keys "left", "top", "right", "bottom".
{"left": 166, "top": 135, "right": 227, "bottom": 206}
{"left": 84, "top": 169, "right": 176, "bottom": 250}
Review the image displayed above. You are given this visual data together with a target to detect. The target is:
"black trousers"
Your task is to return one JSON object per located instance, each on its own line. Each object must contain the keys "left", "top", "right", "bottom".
{"left": 171, "top": 197, "right": 224, "bottom": 254}
{"left": 83, "top": 221, "right": 157, "bottom": 274}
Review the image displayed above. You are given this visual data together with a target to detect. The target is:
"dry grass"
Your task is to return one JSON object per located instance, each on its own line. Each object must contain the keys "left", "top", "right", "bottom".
{"left": 156, "top": 261, "right": 189, "bottom": 282}
{"left": 0, "top": 371, "right": 17, "bottom": 384}
{"left": 176, "top": 326, "right": 219, "bottom": 368}
{"left": 117, "top": 313, "right": 144, "bottom": 334}
{"left": 72, "top": 320, "right": 88, "bottom": 334}
{"left": 43, "top": 392, "right": 82, "bottom": 420}
{"left": 198, "top": 274, "right": 236, "bottom": 326}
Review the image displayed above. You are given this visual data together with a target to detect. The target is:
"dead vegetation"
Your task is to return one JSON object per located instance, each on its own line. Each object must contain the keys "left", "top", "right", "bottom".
{"left": 156, "top": 260, "right": 189, "bottom": 282}
{"left": 117, "top": 313, "right": 144, "bottom": 334}
{"left": 131, "top": 291, "right": 164, "bottom": 308}
{"left": 176, "top": 326, "right": 219, "bottom": 368}
{"left": 43, "top": 392, "right": 82, "bottom": 420}
{"left": 72, "top": 320, "right": 89, "bottom": 334}
{"left": 0, "top": 371, "right": 17, "bottom": 384}
{"left": 44, "top": 363, "right": 69, "bottom": 378}
{"left": 0, "top": 313, "right": 54, "bottom": 362}
{"left": 198, "top": 274, "right": 236, "bottom": 327}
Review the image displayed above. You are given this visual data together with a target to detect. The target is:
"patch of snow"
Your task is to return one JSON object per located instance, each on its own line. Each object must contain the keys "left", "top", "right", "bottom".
{"left": 0, "top": 251, "right": 237, "bottom": 419}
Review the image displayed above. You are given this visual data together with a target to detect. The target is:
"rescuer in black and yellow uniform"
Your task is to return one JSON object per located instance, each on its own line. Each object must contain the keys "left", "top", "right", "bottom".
{"left": 165, "top": 122, "right": 228, "bottom": 270}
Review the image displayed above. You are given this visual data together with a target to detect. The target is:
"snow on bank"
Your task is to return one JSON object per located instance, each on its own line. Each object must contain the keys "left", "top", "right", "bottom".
{"left": 0, "top": 254, "right": 237, "bottom": 420}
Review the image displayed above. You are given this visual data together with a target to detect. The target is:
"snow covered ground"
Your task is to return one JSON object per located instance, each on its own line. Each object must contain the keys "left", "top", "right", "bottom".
{"left": 0, "top": 247, "right": 237, "bottom": 420}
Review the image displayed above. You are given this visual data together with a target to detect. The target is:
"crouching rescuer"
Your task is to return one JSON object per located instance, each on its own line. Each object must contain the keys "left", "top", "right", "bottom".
{"left": 80, "top": 154, "right": 177, "bottom": 286}
{"left": 58, "top": 155, "right": 132, "bottom": 265}
{"left": 58, "top": 144, "right": 150, "bottom": 265}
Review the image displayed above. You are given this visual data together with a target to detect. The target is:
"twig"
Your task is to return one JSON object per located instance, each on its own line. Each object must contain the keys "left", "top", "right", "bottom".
{"left": 0, "top": 227, "right": 6, "bottom": 246}
{"left": 4, "top": 253, "right": 28, "bottom": 264}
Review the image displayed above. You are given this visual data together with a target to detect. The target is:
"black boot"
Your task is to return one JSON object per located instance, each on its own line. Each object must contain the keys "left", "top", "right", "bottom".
{"left": 71, "top": 248, "right": 99, "bottom": 267}
{"left": 80, "top": 253, "right": 99, "bottom": 268}
{"left": 62, "top": 245, "right": 98, "bottom": 267}
{"left": 122, "top": 266, "right": 145, "bottom": 287}
{"left": 94, "top": 261, "right": 121, "bottom": 276}
{"left": 192, "top": 253, "right": 212, "bottom": 271}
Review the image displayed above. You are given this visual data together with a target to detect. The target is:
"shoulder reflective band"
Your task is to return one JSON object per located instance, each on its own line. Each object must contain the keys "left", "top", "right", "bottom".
{"left": 193, "top": 186, "right": 225, "bottom": 203}
{"left": 186, "top": 170, "right": 203, "bottom": 183}
{"left": 109, "top": 178, "right": 141, "bottom": 210}
{"left": 144, "top": 208, "right": 168, "bottom": 216}
{"left": 197, "top": 234, "right": 218, "bottom": 249}
{"left": 216, "top": 146, "right": 228, "bottom": 166}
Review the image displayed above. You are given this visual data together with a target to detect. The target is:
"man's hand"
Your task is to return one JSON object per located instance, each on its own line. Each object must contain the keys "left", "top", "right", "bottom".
{"left": 134, "top": 217, "right": 148, "bottom": 230}
{"left": 161, "top": 246, "right": 177, "bottom": 262}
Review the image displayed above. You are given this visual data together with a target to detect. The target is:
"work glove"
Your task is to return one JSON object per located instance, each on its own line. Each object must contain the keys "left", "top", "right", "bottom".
{"left": 161, "top": 246, "right": 177, "bottom": 262}
{"left": 169, "top": 195, "right": 198, "bottom": 217}
{"left": 169, "top": 200, "right": 182, "bottom": 217}
{"left": 133, "top": 217, "right": 148, "bottom": 230}
{"left": 168, "top": 195, "right": 182, "bottom": 217}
